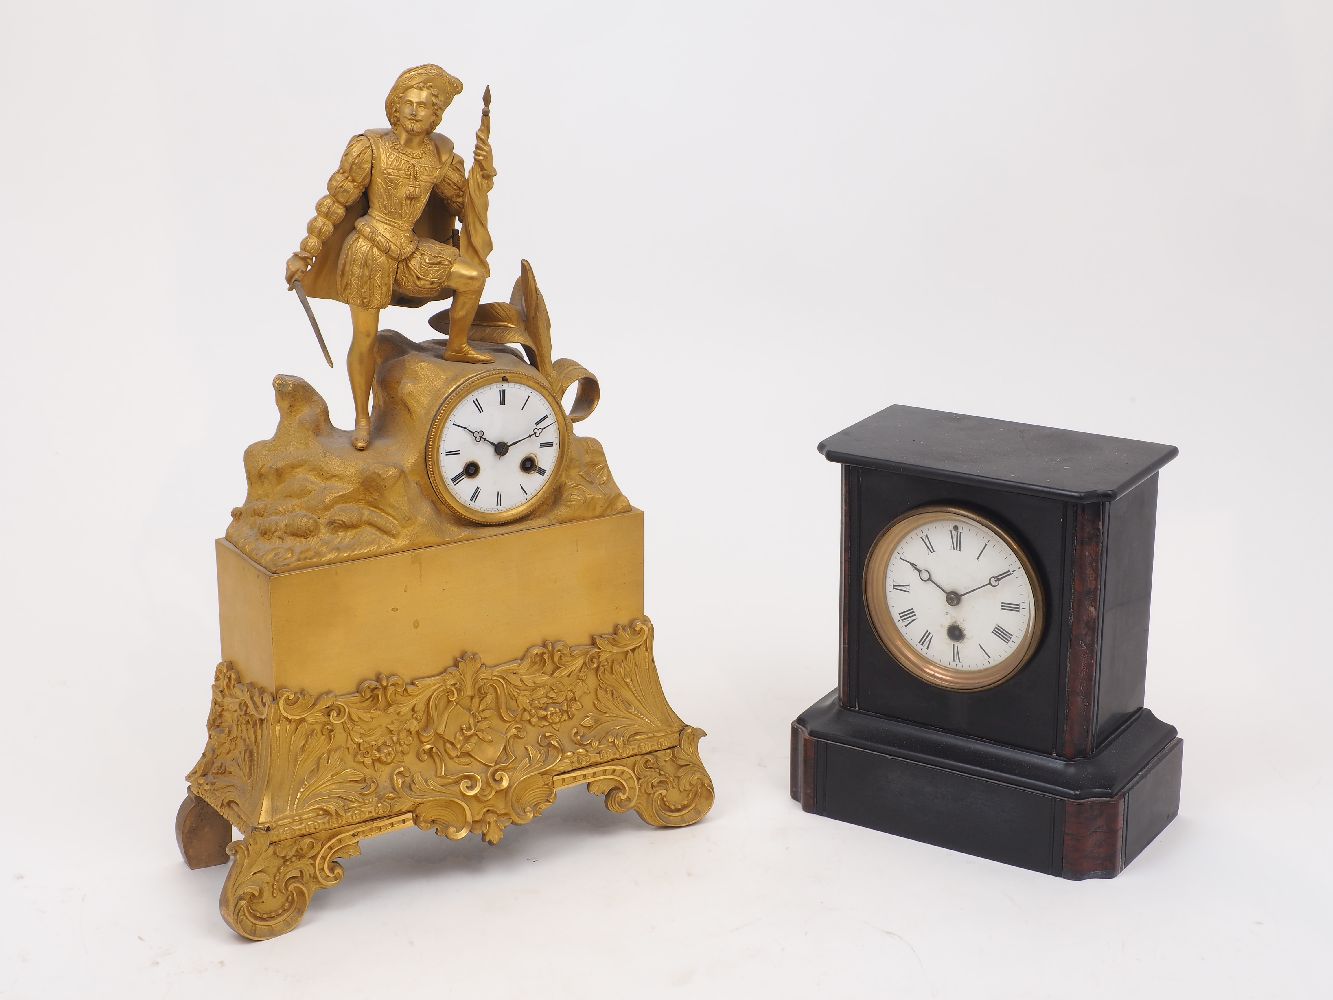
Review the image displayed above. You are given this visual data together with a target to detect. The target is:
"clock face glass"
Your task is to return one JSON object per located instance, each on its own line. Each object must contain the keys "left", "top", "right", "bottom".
{"left": 432, "top": 378, "right": 562, "bottom": 519}
{"left": 865, "top": 507, "right": 1043, "bottom": 691}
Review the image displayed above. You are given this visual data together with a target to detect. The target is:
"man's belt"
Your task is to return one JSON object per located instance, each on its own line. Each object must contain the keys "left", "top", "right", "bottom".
{"left": 354, "top": 216, "right": 418, "bottom": 261}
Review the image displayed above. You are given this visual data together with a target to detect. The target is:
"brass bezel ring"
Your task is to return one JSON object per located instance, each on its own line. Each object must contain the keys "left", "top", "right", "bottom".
{"left": 863, "top": 504, "right": 1045, "bottom": 693}
{"left": 424, "top": 368, "right": 571, "bottom": 525}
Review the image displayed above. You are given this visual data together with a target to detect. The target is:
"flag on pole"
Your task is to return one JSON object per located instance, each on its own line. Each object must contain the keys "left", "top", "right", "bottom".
{"left": 460, "top": 86, "right": 496, "bottom": 275}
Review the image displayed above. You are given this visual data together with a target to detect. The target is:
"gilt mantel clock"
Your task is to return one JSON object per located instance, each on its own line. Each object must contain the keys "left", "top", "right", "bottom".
{"left": 791, "top": 405, "right": 1182, "bottom": 878}
{"left": 174, "top": 66, "right": 713, "bottom": 940}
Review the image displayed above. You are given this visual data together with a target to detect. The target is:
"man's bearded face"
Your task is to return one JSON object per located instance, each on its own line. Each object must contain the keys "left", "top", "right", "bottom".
{"left": 396, "top": 87, "right": 439, "bottom": 135}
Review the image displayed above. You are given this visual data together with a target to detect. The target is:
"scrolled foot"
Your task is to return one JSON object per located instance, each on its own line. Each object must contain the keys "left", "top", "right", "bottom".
{"left": 351, "top": 417, "right": 372, "bottom": 451}
{"left": 220, "top": 832, "right": 327, "bottom": 941}
{"left": 175, "top": 792, "right": 233, "bottom": 870}
{"left": 443, "top": 340, "right": 495, "bottom": 364}
{"left": 583, "top": 728, "right": 715, "bottom": 829}
{"left": 219, "top": 828, "right": 355, "bottom": 940}
{"left": 218, "top": 815, "right": 411, "bottom": 940}
{"left": 629, "top": 727, "right": 715, "bottom": 828}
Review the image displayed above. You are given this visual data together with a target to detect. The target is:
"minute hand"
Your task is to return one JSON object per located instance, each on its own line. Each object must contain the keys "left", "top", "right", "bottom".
{"left": 959, "top": 569, "right": 1015, "bottom": 598}
{"left": 505, "top": 423, "right": 553, "bottom": 448}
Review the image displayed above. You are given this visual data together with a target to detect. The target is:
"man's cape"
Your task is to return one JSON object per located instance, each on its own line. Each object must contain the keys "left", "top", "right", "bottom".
{"left": 303, "top": 129, "right": 459, "bottom": 307}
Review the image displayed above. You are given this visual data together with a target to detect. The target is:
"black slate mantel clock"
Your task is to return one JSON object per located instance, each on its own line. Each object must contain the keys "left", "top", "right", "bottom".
{"left": 791, "top": 404, "right": 1183, "bottom": 879}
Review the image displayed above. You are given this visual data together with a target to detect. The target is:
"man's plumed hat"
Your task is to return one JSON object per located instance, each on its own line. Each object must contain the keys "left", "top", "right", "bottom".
{"left": 385, "top": 64, "right": 464, "bottom": 120}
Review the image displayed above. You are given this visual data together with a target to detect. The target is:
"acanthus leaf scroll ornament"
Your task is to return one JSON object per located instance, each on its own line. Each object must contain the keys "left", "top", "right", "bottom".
{"left": 187, "top": 618, "right": 711, "bottom": 846}
{"left": 187, "top": 618, "right": 712, "bottom": 939}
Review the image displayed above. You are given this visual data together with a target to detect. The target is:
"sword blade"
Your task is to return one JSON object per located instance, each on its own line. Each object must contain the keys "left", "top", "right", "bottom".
{"left": 292, "top": 278, "right": 334, "bottom": 368}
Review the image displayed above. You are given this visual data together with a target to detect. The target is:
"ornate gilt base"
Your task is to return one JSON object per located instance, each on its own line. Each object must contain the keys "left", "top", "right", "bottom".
{"left": 181, "top": 618, "right": 713, "bottom": 940}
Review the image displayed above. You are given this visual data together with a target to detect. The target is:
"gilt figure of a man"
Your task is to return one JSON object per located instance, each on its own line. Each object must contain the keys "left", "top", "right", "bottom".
{"left": 285, "top": 64, "right": 493, "bottom": 450}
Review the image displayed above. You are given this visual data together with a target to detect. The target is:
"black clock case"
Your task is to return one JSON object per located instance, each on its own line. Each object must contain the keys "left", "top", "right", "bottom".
{"left": 791, "top": 406, "right": 1182, "bottom": 879}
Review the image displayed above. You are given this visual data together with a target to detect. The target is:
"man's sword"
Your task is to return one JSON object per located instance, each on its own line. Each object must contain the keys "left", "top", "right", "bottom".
{"left": 290, "top": 277, "right": 335, "bottom": 368}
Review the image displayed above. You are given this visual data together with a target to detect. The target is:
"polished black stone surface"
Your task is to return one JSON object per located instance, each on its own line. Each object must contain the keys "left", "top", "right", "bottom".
{"left": 819, "top": 405, "right": 1178, "bottom": 501}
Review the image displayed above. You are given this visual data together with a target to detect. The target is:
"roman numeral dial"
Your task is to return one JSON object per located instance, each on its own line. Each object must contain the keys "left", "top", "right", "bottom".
{"left": 427, "top": 374, "right": 566, "bottom": 524}
{"left": 864, "top": 506, "right": 1044, "bottom": 691}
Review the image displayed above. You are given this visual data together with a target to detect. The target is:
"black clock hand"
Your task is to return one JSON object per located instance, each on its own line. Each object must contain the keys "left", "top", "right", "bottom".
{"left": 958, "top": 569, "right": 1015, "bottom": 598}
{"left": 899, "top": 558, "right": 949, "bottom": 596}
{"left": 451, "top": 422, "right": 501, "bottom": 449}
{"left": 505, "top": 423, "right": 554, "bottom": 449}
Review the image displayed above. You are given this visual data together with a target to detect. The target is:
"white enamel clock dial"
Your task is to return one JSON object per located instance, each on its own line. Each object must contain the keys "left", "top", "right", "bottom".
{"left": 427, "top": 374, "right": 565, "bottom": 524}
{"left": 864, "top": 506, "right": 1044, "bottom": 691}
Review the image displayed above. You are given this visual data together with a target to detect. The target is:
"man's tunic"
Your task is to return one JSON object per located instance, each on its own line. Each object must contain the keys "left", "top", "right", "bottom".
{"left": 299, "top": 129, "right": 467, "bottom": 309}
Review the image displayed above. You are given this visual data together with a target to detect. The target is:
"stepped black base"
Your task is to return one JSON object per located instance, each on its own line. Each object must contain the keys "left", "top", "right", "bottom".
{"left": 791, "top": 691, "right": 1182, "bottom": 879}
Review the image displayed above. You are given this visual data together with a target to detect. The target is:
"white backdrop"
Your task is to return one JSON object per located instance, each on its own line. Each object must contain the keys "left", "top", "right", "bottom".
{"left": 2, "top": 2, "right": 1330, "bottom": 997}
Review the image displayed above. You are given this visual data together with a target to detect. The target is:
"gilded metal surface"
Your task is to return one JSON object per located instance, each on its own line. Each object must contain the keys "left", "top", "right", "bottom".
{"left": 186, "top": 618, "right": 714, "bottom": 939}
{"left": 217, "top": 510, "right": 646, "bottom": 693}
{"left": 571, "top": 727, "right": 714, "bottom": 828}
{"left": 428, "top": 260, "right": 600, "bottom": 423}
{"left": 285, "top": 65, "right": 500, "bottom": 448}
{"left": 190, "top": 64, "right": 713, "bottom": 942}
{"left": 863, "top": 505, "right": 1045, "bottom": 691}
{"left": 220, "top": 814, "right": 415, "bottom": 940}
{"left": 228, "top": 263, "right": 625, "bottom": 573}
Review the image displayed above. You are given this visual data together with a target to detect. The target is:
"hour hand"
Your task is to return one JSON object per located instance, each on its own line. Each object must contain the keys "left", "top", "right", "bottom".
{"left": 451, "top": 422, "right": 492, "bottom": 446}
{"left": 899, "top": 557, "right": 948, "bottom": 595}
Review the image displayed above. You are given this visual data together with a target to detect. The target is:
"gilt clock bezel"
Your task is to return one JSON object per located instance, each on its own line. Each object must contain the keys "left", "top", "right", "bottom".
{"left": 424, "top": 368, "right": 571, "bottom": 525}
{"left": 863, "top": 504, "right": 1046, "bottom": 693}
